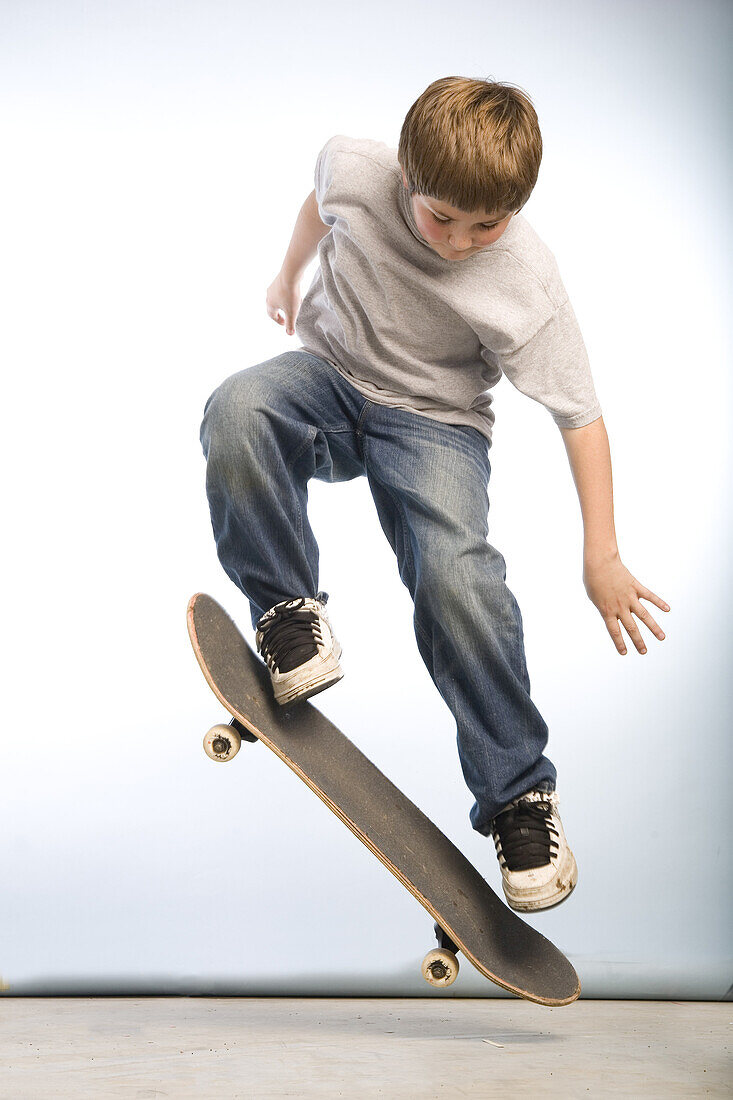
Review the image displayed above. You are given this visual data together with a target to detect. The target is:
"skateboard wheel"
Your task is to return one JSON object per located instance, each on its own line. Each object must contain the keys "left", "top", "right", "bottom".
{"left": 203, "top": 723, "right": 241, "bottom": 762}
{"left": 421, "top": 948, "right": 459, "bottom": 988}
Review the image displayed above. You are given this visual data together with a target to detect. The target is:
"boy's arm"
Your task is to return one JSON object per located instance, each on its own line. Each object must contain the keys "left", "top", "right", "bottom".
{"left": 559, "top": 416, "right": 618, "bottom": 562}
{"left": 266, "top": 190, "right": 331, "bottom": 334}
{"left": 281, "top": 190, "right": 331, "bottom": 283}
{"left": 559, "top": 416, "right": 670, "bottom": 655}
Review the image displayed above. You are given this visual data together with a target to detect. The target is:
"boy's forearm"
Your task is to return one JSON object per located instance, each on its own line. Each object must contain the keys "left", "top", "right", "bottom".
{"left": 280, "top": 191, "right": 331, "bottom": 284}
{"left": 558, "top": 416, "right": 619, "bottom": 561}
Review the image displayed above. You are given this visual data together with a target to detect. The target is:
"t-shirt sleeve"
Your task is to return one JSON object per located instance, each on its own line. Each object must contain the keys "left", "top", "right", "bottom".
{"left": 498, "top": 297, "right": 602, "bottom": 429}
{"left": 313, "top": 134, "right": 349, "bottom": 226}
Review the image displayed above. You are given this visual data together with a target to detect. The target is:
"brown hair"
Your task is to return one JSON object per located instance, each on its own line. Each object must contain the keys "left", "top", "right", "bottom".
{"left": 398, "top": 75, "right": 542, "bottom": 216}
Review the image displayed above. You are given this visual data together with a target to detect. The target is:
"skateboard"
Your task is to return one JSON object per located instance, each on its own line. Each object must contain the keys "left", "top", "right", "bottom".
{"left": 187, "top": 592, "right": 580, "bottom": 1006}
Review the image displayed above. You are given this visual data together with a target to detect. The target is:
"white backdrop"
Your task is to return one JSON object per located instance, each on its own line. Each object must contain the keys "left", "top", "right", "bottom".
{"left": 1, "top": 0, "right": 730, "bottom": 998}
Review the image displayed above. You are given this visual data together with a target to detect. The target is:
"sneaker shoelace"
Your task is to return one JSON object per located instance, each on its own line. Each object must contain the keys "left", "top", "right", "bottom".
{"left": 491, "top": 799, "right": 559, "bottom": 872}
{"left": 257, "top": 599, "right": 323, "bottom": 674}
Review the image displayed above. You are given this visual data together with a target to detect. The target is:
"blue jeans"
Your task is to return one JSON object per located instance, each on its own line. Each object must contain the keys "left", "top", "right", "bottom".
{"left": 199, "top": 350, "right": 556, "bottom": 831}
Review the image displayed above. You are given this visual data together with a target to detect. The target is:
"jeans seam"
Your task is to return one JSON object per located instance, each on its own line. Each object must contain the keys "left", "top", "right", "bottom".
{"left": 393, "top": 494, "right": 417, "bottom": 602}
{"left": 284, "top": 425, "right": 318, "bottom": 550}
{"left": 355, "top": 400, "right": 372, "bottom": 433}
{"left": 413, "top": 611, "right": 433, "bottom": 650}
{"left": 363, "top": 435, "right": 420, "bottom": 614}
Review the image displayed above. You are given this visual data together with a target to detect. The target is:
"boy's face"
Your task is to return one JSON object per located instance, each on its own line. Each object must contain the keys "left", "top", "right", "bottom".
{"left": 401, "top": 169, "right": 515, "bottom": 261}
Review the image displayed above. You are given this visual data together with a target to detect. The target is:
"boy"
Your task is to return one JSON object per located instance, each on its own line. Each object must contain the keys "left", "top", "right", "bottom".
{"left": 199, "top": 76, "right": 669, "bottom": 912}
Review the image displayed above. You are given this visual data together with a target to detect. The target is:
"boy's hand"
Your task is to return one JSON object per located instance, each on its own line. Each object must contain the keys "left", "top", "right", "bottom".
{"left": 266, "top": 272, "right": 301, "bottom": 336}
{"left": 582, "top": 552, "right": 670, "bottom": 655}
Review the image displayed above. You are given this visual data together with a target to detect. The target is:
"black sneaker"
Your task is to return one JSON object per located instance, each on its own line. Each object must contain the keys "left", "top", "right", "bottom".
{"left": 255, "top": 596, "right": 343, "bottom": 706}
{"left": 490, "top": 789, "right": 578, "bottom": 912}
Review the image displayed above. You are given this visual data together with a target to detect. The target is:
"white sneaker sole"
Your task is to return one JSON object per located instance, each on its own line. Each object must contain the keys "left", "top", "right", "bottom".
{"left": 272, "top": 646, "right": 344, "bottom": 707}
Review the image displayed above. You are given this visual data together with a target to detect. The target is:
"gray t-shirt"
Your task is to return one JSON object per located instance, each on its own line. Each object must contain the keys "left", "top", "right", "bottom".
{"left": 295, "top": 134, "right": 602, "bottom": 446}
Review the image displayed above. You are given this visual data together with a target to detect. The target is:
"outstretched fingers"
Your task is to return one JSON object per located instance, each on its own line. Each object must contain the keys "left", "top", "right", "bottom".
{"left": 604, "top": 590, "right": 670, "bottom": 656}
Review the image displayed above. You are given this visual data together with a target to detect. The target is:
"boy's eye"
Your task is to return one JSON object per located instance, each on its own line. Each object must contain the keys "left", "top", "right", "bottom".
{"left": 431, "top": 212, "right": 498, "bottom": 231}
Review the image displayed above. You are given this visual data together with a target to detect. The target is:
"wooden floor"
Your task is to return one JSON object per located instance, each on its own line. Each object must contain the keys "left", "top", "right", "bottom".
{"left": 2, "top": 997, "right": 729, "bottom": 1097}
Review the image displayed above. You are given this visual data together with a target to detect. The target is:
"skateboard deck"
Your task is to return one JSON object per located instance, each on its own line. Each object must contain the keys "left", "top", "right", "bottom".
{"left": 187, "top": 592, "right": 580, "bottom": 1006}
